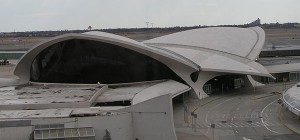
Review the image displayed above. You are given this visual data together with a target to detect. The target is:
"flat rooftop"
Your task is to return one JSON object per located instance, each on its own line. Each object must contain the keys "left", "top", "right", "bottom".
{"left": 262, "top": 45, "right": 300, "bottom": 51}
{"left": 0, "top": 83, "right": 105, "bottom": 110}
{"left": 257, "top": 56, "right": 300, "bottom": 66}
{"left": 0, "top": 85, "right": 96, "bottom": 105}
{"left": 0, "top": 80, "right": 191, "bottom": 119}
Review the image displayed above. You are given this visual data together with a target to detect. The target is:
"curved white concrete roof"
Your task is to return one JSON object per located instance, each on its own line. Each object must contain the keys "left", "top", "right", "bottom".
{"left": 144, "top": 27, "right": 265, "bottom": 60}
{"left": 13, "top": 31, "right": 198, "bottom": 83}
{"left": 132, "top": 80, "right": 190, "bottom": 105}
{"left": 11, "top": 27, "right": 273, "bottom": 100}
{"left": 144, "top": 27, "right": 272, "bottom": 78}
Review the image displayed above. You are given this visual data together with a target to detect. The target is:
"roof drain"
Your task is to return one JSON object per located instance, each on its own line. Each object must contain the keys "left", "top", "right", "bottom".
{"left": 190, "top": 71, "right": 199, "bottom": 83}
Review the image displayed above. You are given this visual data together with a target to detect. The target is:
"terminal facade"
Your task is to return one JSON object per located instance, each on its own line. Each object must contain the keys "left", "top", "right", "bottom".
{"left": 0, "top": 27, "right": 278, "bottom": 140}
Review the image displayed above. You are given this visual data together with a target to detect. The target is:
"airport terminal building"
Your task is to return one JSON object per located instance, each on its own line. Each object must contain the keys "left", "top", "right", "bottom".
{"left": 256, "top": 46, "right": 300, "bottom": 83}
{"left": 0, "top": 27, "right": 273, "bottom": 140}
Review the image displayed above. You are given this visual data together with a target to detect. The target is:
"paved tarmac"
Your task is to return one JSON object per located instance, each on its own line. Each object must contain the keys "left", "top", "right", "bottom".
{"left": 174, "top": 83, "right": 300, "bottom": 140}
{"left": 279, "top": 105, "right": 300, "bottom": 135}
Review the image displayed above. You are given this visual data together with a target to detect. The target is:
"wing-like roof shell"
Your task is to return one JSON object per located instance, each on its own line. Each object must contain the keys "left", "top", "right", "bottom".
{"left": 144, "top": 27, "right": 265, "bottom": 60}
{"left": 144, "top": 27, "right": 272, "bottom": 78}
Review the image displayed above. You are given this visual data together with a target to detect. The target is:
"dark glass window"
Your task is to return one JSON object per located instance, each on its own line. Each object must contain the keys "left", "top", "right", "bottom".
{"left": 31, "top": 39, "right": 183, "bottom": 84}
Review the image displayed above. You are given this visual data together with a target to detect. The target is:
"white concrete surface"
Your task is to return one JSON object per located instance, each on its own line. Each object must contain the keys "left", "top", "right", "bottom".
{"left": 0, "top": 126, "right": 32, "bottom": 140}
{"left": 96, "top": 81, "right": 156, "bottom": 103}
{"left": 0, "top": 84, "right": 107, "bottom": 110}
{"left": 124, "top": 94, "right": 178, "bottom": 140}
{"left": 144, "top": 27, "right": 265, "bottom": 60}
{"left": 132, "top": 80, "right": 191, "bottom": 104}
{"left": 143, "top": 27, "right": 272, "bottom": 97}
{"left": 0, "top": 109, "right": 73, "bottom": 119}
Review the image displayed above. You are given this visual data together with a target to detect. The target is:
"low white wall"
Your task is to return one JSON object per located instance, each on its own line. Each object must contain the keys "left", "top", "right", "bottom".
{"left": 124, "top": 94, "right": 177, "bottom": 140}
{"left": 0, "top": 78, "right": 20, "bottom": 87}
{"left": 0, "top": 94, "right": 176, "bottom": 140}
{"left": 32, "top": 113, "right": 133, "bottom": 140}
{"left": 31, "top": 94, "right": 177, "bottom": 140}
{"left": 0, "top": 126, "right": 33, "bottom": 140}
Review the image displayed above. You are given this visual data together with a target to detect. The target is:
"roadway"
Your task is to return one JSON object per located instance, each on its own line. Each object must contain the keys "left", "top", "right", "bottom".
{"left": 174, "top": 83, "right": 300, "bottom": 140}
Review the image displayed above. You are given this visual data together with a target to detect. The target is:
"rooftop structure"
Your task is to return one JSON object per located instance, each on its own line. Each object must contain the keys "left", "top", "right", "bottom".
{"left": 0, "top": 26, "right": 272, "bottom": 140}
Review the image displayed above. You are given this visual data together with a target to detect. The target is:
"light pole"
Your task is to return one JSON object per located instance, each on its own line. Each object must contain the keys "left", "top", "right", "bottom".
{"left": 211, "top": 123, "right": 215, "bottom": 140}
{"left": 254, "top": 81, "right": 256, "bottom": 94}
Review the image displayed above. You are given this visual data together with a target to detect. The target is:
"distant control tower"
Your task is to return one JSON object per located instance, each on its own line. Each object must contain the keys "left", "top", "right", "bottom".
{"left": 247, "top": 18, "right": 261, "bottom": 27}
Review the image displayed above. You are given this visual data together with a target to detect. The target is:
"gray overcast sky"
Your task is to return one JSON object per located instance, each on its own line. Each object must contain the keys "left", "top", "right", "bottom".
{"left": 0, "top": 0, "right": 299, "bottom": 32}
